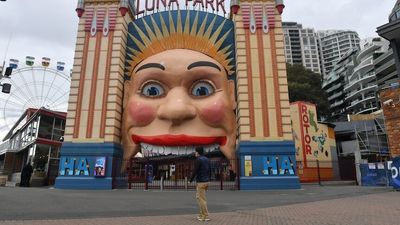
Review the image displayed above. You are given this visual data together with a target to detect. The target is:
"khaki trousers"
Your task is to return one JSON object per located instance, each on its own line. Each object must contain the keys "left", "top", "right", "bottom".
{"left": 196, "top": 182, "right": 209, "bottom": 218}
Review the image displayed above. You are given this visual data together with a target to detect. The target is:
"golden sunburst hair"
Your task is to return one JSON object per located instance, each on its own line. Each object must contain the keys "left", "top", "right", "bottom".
{"left": 125, "top": 10, "right": 236, "bottom": 78}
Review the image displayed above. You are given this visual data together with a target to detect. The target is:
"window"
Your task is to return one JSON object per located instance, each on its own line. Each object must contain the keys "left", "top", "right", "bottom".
{"left": 52, "top": 118, "right": 65, "bottom": 141}
{"left": 38, "top": 116, "right": 54, "bottom": 140}
{"left": 310, "top": 37, "right": 315, "bottom": 45}
{"left": 303, "top": 37, "right": 309, "bottom": 45}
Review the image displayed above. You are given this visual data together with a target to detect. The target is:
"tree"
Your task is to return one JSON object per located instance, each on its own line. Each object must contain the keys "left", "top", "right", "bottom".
{"left": 286, "top": 63, "right": 330, "bottom": 120}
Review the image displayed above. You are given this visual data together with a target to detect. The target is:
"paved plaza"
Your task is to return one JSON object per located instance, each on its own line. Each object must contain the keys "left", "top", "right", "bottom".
{"left": 0, "top": 185, "right": 398, "bottom": 225}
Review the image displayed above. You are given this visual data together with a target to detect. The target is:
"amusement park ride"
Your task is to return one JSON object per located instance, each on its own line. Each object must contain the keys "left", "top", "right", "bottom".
{"left": 0, "top": 67, "right": 12, "bottom": 94}
{"left": 0, "top": 57, "right": 70, "bottom": 141}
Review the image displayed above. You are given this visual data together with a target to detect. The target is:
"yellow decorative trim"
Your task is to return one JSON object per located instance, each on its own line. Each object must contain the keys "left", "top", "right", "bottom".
{"left": 126, "top": 11, "right": 235, "bottom": 76}
{"left": 72, "top": 138, "right": 105, "bottom": 143}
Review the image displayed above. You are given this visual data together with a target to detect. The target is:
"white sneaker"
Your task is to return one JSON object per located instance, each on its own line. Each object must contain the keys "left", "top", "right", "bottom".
{"left": 197, "top": 216, "right": 211, "bottom": 221}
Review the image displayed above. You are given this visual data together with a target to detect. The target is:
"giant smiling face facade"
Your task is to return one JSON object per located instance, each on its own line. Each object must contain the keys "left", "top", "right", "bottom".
{"left": 122, "top": 10, "right": 237, "bottom": 163}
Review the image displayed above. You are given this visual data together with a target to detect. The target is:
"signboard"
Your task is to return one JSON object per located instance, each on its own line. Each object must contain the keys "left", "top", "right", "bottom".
{"left": 368, "top": 163, "right": 376, "bottom": 170}
{"left": 291, "top": 102, "right": 333, "bottom": 167}
{"left": 244, "top": 155, "right": 252, "bottom": 176}
{"left": 391, "top": 157, "right": 400, "bottom": 190}
{"left": 136, "top": 0, "right": 227, "bottom": 17}
{"left": 94, "top": 157, "right": 106, "bottom": 177}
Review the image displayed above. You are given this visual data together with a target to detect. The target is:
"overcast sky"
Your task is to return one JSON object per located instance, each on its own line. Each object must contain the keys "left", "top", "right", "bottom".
{"left": 0, "top": 0, "right": 395, "bottom": 140}
{"left": 0, "top": 0, "right": 395, "bottom": 72}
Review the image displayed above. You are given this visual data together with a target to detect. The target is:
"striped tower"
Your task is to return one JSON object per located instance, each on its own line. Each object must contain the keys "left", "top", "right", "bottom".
{"left": 233, "top": 0, "right": 300, "bottom": 189}
{"left": 55, "top": 0, "right": 135, "bottom": 189}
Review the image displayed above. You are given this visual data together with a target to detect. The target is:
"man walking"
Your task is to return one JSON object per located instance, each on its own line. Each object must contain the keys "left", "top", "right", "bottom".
{"left": 20, "top": 161, "right": 33, "bottom": 187}
{"left": 190, "top": 147, "right": 211, "bottom": 221}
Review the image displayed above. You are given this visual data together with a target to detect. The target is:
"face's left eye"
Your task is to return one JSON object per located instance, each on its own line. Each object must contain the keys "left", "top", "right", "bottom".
{"left": 191, "top": 81, "right": 215, "bottom": 97}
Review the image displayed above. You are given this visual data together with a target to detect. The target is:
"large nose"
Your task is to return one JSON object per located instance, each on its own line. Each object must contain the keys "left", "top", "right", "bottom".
{"left": 157, "top": 87, "right": 196, "bottom": 125}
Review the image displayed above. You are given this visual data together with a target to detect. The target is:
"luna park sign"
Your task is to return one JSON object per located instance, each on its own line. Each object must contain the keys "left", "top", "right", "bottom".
{"left": 136, "top": 0, "right": 227, "bottom": 16}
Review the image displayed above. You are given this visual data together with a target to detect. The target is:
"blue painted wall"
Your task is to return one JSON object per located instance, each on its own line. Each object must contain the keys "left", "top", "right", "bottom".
{"left": 55, "top": 142, "right": 123, "bottom": 189}
{"left": 238, "top": 141, "right": 301, "bottom": 190}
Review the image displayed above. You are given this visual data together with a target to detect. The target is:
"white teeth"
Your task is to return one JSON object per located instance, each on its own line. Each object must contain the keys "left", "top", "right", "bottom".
{"left": 204, "top": 144, "right": 219, "bottom": 153}
{"left": 140, "top": 143, "right": 220, "bottom": 156}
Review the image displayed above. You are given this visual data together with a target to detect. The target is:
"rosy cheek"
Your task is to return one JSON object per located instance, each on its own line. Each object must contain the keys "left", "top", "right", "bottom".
{"left": 199, "top": 101, "right": 226, "bottom": 125}
{"left": 127, "top": 101, "right": 156, "bottom": 126}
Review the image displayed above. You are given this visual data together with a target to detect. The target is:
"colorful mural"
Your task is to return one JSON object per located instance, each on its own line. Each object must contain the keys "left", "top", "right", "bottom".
{"left": 290, "top": 102, "right": 336, "bottom": 182}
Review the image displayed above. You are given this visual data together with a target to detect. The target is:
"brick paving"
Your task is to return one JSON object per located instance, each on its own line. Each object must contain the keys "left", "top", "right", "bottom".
{"left": 1, "top": 191, "right": 398, "bottom": 225}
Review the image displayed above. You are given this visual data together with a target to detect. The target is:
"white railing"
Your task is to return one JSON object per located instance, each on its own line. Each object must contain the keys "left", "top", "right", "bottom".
{"left": 0, "top": 140, "right": 10, "bottom": 155}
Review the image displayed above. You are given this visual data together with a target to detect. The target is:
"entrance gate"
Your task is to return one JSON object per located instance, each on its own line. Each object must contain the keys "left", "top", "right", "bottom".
{"left": 118, "top": 155, "right": 239, "bottom": 190}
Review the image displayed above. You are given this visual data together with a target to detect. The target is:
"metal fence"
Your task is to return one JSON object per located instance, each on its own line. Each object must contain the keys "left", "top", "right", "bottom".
{"left": 112, "top": 156, "right": 393, "bottom": 189}
{"left": 296, "top": 158, "right": 393, "bottom": 186}
{"left": 296, "top": 159, "right": 356, "bottom": 184}
{"left": 359, "top": 160, "right": 392, "bottom": 186}
{"left": 113, "top": 156, "right": 239, "bottom": 191}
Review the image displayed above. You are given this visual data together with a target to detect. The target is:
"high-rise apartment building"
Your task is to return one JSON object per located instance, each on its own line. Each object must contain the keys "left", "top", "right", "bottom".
{"left": 323, "top": 38, "right": 389, "bottom": 121}
{"left": 283, "top": 22, "right": 321, "bottom": 74}
{"left": 318, "top": 30, "right": 360, "bottom": 77}
{"left": 376, "top": 0, "right": 400, "bottom": 89}
{"left": 344, "top": 38, "right": 389, "bottom": 115}
{"left": 322, "top": 48, "right": 358, "bottom": 121}
{"left": 374, "top": 49, "right": 398, "bottom": 90}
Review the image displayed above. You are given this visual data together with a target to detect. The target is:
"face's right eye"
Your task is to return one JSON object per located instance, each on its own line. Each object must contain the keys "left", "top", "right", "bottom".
{"left": 140, "top": 82, "right": 165, "bottom": 97}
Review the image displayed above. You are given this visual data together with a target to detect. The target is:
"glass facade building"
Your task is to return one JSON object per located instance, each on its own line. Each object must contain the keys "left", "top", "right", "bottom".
{"left": 0, "top": 108, "right": 66, "bottom": 186}
{"left": 318, "top": 30, "right": 360, "bottom": 78}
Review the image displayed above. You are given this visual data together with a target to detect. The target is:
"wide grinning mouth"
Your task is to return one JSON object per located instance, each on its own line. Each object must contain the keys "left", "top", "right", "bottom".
{"left": 132, "top": 134, "right": 226, "bottom": 157}
{"left": 131, "top": 134, "right": 227, "bottom": 146}
{"left": 140, "top": 143, "right": 220, "bottom": 157}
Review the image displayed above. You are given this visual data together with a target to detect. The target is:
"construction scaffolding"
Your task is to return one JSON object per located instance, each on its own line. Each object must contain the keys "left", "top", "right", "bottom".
{"left": 354, "top": 116, "right": 390, "bottom": 159}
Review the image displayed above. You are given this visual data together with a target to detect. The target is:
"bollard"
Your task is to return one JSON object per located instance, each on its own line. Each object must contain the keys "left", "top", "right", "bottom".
{"left": 317, "top": 160, "right": 322, "bottom": 186}
{"left": 160, "top": 176, "right": 164, "bottom": 192}
{"left": 185, "top": 177, "right": 188, "bottom": 191}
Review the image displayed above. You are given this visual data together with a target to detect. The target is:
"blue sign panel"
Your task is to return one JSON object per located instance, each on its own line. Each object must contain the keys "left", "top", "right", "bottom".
{"left": 262, "top": 156, "right": 295, "bottom": 175}
{"left": 94, "top": 157, "right": 106, "bottom": 177}
{"left": 391, "top": 157, "right": 400, "bottom": 190}
{"left": 59, "top": 157, "right": 90, "bottom": 176}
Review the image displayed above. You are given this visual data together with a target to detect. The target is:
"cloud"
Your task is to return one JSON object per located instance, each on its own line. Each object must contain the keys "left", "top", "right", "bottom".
{"left": 282, "top": 0, "right": 394, "bottom": 38}
{"left": 0, "top": 0, "right": 78, "bottom": 70}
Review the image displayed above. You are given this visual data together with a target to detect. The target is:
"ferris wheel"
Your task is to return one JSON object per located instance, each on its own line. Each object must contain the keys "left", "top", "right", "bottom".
{"left": 0, "top": 58, "right": 71, "bottom": 140}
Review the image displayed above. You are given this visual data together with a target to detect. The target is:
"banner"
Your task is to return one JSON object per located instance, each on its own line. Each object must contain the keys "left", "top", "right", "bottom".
{"left": 391, "top": 157, "right": 400, "bottom": 190}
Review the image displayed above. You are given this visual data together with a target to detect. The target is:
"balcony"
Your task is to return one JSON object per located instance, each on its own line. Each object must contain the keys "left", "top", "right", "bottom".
{"left": 347, "top": 94, "right": 376, "bottom": 109}
{"left": 375, "top": 58, "right": 396, "bottom": 76}
{"left": 325, "top": 82, "right": 342, "bottom": 93}
{"left": 357, "top": 106, "right": 378, "bottom": 114}
{"left": 374, "top": 49, "right": 393, "bottom": 65}
{"left": 357, "top": 43, "right": 381, "bottom": 62}
{"left": 345, "top": 84, "right": 377, "bottom": 101}
{"left": 328, "top": 91, "right": 343, "bottom": 101}
{"left": 323, "top": 73, "right": 342, "bottom": 87}
{"left": 0, "top": 140, "right": 10, "bottom": 155}
{"left": 377, "top": 70, "right": 399, "bottom": 89}
{"left": 344, "top": 72, "right": 376, "bottom": 92}
{"left": 349, "top": 58, "right": 374, "bottom": 81}
{"left": 330, "top": 100, "right": 344, "bottom": 108}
